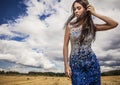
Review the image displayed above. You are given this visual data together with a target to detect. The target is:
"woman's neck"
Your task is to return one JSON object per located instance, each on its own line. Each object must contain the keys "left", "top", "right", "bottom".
{"left": 77, "top": 18, "right": 85, "bottom": 26}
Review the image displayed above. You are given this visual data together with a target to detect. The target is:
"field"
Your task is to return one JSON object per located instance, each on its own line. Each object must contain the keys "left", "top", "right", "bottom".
{"left": 0, "top": 75, "right": 120, "bottom": 85}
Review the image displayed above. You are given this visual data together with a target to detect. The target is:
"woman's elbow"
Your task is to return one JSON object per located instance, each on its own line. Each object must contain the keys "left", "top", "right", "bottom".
{"left": 113, "top": 21, "right": 119, "bottom": 28}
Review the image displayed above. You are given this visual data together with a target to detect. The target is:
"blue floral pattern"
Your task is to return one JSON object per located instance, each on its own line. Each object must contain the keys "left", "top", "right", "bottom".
{"left": 68, "top": 23, "right": 101, "bottom": 85}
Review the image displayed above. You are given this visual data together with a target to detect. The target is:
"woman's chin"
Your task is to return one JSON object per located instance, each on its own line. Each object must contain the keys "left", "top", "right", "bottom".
{"left": 75, "top": 15, "right": 79, "bottom": 18}
{"left": 76, "top": 15, "right": 79, "bottom": 17}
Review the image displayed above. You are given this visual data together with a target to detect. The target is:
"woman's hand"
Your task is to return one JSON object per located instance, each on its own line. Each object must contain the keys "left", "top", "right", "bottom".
{"left": 65, "top": 64, "right": 72, "bottom": 79}
{"left": 87, "top": 4, "right": 96, "bottom": 15}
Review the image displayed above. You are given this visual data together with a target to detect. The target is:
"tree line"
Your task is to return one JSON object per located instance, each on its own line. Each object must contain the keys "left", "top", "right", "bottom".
{"left": 0, "top": 70, "right": 120, "bottom": 76}
{"left": 0, "top": 70, "right": 65, "bottom": 77}
{"left": 101, "top": 70, "right": 120, "bottom": 76}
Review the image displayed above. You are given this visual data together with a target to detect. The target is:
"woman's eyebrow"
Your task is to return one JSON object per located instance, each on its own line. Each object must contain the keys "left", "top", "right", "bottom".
{"left": 74, "top": 6, "right": 81, "bottom": 8}
{"left": 77, "top": 6, "right": 81, "bottom": 8}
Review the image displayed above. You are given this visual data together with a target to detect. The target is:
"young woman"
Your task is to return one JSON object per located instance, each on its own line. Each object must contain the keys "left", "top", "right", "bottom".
{"left": 63, "top": 0, "right": 118, "bottom": 85}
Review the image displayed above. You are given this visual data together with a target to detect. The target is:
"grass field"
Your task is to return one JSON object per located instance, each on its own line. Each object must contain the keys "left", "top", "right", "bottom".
{"left": 0, "top": 75, "right": 120, "bottom": 85}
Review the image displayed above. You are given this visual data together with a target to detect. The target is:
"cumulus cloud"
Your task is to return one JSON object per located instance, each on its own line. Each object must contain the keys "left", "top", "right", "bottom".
{"left": 0, "top": 0, "right": 120, "bottom": 73}
{"left": 0, "top": 40, "right": 55, "bottom": 69}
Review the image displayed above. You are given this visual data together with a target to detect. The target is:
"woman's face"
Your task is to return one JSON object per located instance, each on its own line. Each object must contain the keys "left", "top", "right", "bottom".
{"left": 73, "top": 2, "right": 86, "bottom": 18}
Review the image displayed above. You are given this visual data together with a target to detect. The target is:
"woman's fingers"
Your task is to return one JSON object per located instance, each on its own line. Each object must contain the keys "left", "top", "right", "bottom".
{"left": 87, "top": 4, "right": 93, "bottom": 10}
{"left": 65, "top": 68, "right": 72, "bottom": 78}
{"left": 65, "top": 71, "right": 70, "bottom": 77}
{"left": 68, "top": 68, "right": 72, "bottom": 78}
{"left": 87, "top": 4, "right": 93, "bottom": 8}
{"left": 87, "top": 4, "right": 95, "bottom": 14}
{"left": 65, "top": 65, "right": 72, "bottom": 79}
{"left": 87, "top": 4, "right": 91, "bottom": 11}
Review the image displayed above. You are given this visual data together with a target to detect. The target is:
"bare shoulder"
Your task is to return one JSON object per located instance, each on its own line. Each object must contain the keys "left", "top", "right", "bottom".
{"left": 64, "top": 24, "right": 70, "bottom": 34}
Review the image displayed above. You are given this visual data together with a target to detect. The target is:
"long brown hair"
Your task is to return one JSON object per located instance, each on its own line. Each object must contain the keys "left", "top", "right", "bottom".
{"left": 64, "top": 0, "right": 96, "bottom": 45}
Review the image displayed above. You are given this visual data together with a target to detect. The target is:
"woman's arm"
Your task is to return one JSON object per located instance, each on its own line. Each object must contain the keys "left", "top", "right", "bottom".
{"left": 63, "top": 25, "right": 71, "bottom": 78}
{"left": 87, "top": 4, "right": 118, "bottom": 31}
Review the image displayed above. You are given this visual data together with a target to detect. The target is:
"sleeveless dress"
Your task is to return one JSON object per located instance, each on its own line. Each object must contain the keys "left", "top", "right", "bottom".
{"left": 68, "top": 23, "right": 101, "bottom": 85}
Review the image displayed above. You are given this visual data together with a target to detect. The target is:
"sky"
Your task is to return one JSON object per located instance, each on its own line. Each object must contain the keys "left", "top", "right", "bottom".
{"left": 0, "top": 0, "right": 120, "bottom": 73}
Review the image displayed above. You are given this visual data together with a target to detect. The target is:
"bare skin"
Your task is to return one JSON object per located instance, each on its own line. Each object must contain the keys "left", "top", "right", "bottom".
{"left": 63, "top": 2, "right": 118, "bottom": 79}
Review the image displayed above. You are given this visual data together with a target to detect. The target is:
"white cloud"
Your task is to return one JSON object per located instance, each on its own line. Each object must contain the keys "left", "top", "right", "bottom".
{"left": 0, "top": 40, "right": 54, "bottom": 69}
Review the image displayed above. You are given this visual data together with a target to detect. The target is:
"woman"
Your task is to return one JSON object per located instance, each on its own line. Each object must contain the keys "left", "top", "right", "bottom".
{"left": 63, "top": 0, "right": 118, "bottom": 85}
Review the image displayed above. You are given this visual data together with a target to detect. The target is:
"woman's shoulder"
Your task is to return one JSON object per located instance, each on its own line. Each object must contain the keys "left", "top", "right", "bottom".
{"left": 67, "top": 17, "right": 77, "bottom": 28}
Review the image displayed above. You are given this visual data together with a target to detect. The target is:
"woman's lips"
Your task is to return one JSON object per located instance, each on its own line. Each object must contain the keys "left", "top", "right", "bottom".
{"left": 75, "top": 14, "right": 80, "bottom": 17}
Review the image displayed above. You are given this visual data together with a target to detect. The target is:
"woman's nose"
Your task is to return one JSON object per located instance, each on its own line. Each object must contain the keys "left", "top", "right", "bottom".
{"left": 75, "top": 9, "right": 78, "bottom": 14}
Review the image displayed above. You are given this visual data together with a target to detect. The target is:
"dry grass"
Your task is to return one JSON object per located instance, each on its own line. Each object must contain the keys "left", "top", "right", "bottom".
{"left": 101, "top": 76, "right": 120, "bottom": 85}
{"left": 0, "top": 75, "right": 120, "bottom": 85}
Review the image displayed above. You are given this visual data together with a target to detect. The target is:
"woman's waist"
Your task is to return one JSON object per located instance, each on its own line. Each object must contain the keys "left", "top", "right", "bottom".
{"left": 70, "top": 48, "right": 96, "bottom": 62}
{"left": 70, "top": 46, "right": 95, "bottom": 56}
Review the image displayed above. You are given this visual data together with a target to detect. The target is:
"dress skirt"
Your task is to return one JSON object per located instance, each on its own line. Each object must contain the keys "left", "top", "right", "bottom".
{"left": 69, "top": 47, "right": 101, "bottom": 85}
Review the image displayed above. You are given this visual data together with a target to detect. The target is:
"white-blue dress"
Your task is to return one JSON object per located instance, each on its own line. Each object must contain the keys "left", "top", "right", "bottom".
{"left": 68, "top": 23, "right": 101, "bottom": 85}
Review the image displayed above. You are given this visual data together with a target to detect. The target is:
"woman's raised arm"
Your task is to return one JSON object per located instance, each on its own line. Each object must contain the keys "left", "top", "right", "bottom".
{"left": 87, "top": 4, "right": 118, "bottom": 31}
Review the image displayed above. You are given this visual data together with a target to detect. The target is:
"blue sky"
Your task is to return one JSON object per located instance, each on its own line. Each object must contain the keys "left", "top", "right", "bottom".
{"left": 0, "top": 0, "right": 27, "bottom": 24}
{"left": 0, "top": 0, "right": 120, "bottom": 73}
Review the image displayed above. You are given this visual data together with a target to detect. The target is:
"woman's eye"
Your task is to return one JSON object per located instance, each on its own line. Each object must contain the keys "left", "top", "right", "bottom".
{"left": 77, "top": 7, "right": 81, "bottom": 10}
